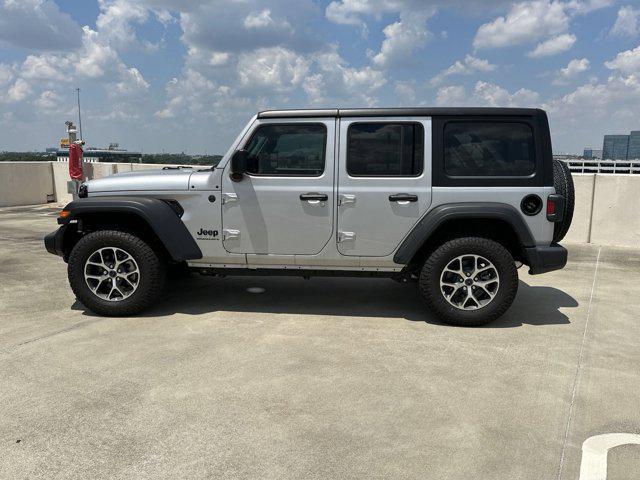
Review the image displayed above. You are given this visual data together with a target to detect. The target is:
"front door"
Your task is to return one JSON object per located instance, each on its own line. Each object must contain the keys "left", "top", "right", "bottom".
{"left": 336, "top": 117, "right": 432, "bottom": 257}
{"left": 221, "top": 118, "right": 335, "bottom": 255}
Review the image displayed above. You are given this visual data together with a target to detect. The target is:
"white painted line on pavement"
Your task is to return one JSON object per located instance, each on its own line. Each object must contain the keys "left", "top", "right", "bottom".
{"left": 556, "top": 247, "right": 602, "bottom": 480}
{"left": 579, "top": 433, "right": 640, "bottom": 480}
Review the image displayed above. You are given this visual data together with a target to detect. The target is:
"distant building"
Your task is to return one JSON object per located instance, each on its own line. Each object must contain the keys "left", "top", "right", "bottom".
{"left": 627, "top": 131, "right": 640, "bottom": 160}
{"left": 583, "top": 148, "right": 603, "bottom": 159}
{"left": 601, "top": 131, "right": 640, "bottom": 160}
{"left": 603, "top": 135, "right": 630, "bottom": 160}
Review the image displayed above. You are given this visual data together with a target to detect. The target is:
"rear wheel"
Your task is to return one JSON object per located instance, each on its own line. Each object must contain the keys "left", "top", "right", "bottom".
{"left": 419, "top": 237, "right": 518, "bottom": 327}
{"left": 68, "top": 230, "right": 166, "bottom": 316}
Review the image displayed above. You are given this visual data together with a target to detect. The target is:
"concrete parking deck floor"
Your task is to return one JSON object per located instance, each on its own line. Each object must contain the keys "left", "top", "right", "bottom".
{"left": 0, "top": 205, "right": 639, "bottom": 480}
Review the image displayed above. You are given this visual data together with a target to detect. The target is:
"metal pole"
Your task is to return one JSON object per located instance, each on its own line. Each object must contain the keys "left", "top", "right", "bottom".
{"left": 76, "top": 87, "right": 83, "bottom": 140}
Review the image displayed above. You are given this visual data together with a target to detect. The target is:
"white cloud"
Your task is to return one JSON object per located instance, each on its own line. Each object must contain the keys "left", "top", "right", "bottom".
{"left": 113, "top": 67, "right": 150, "bottom": 97}
{"left": 605, "top": 45, "right": 640, "bottom": 74}
{"left": 209, "top": 52, "right": 230, "bottom": 66}
{"left": 33, "top": 90, "right": 61, "bottom": 111}
{"left": 0, "top": 63, "right": 14, "bottom": 87}
{"left": 155, "top": 69, "right": 217, "bottom": 119}
{"left": 0, "top": 0, "right": 82, "bottom": 50}
{"left": 326, "top": 1, "right": 438, "bottom": 67}
{"left": 370, "top": 9, "right": 436, "bottom": 67}
{"left": 528, "top": 33, "right": 577, "bottom": 58}
{"left": 153, "top": 8, "right": 174, "bottom": 26}
{"left": 6, "top": 79, "right": 32, "bottom": 102}
{"left": 566, "top": 0, "right": 615, "bottom": 15}
{"left": 394, "top": 81, "right": 417, "bottom": 103}
{"left": 313, "top": 46, "right": 386, "bottom": 105}
{"left": 237, "top": 47, "right": 310, "bottom": 92}
{"left": 611, "top": 6, "right": 640, "bottom": 38}
{"left": 436, "top": 85, "right": 467, "bottom": 106}
{"left": 473, "top": 0, "right": 613, "bottom": 52}
{"left": 302, "top": 74, "right": 325, "bottom": 104}
{"left": 325, "top": 0, "right": 385, "bottom": 26}
{"left": 179, "top": 1, "right": 316, "bottom": 55}
{"left": 243, "top": 9, "right": 293, "bottom": 33}
{"left": 21, "top": 54, "right": 70, "bottom": 82}
{"left": 431, "top": 55, "right": 496, "bottom": 85}
{"left": 75, "top": 27, "right": 121, "bottom": 79}
{"left": 436, "top": 81, "right": 540, "bottom": 107}
{"left": 474, "top": 81, "right": 540, "bottom": 106}
{"left": 324, "top": 0, "right": 510, "bottom": 27}
{"left": 474, "top": 1, "right": 570, "bottom": 50}
{"left": 553, "top": 57, "right": 590, "bottom": 84}
{"left": 95, "top": 0, "right": 149, "bottom": 50}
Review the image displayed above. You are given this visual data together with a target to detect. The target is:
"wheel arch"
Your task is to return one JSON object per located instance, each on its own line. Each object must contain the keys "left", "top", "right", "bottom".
{"left": 58, "top": 196, "right": 202, "bottom": 262}
{"left": 394, "top": 203, "right": 536, "bottom": 269}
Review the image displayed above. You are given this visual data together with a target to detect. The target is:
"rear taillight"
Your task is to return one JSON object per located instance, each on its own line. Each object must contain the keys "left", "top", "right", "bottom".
{"left": 546, "top": 194, "right": 564, "bottom": 222}
{"left": 547, "top": 198, "right": 556, "bottom": 216}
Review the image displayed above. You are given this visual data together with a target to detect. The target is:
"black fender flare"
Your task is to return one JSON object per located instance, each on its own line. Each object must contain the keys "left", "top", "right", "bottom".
{"left": 393, "top": 202, "right": 536, "bottom": 264}
{"left": 58, "top": 196, "right": 202, "bottom": 261}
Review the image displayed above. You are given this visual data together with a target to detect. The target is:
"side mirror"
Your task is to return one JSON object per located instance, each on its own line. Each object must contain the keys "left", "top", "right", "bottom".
{"left": 230, "top": 149, "right": 247, "bottom": 182}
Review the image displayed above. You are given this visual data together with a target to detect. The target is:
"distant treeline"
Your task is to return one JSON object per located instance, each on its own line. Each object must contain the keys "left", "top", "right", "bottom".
{"left": 0, "top": 152, "right": 56, "bottom": 162}
{"left": 0, "top": 152, "right": 223, "bottom": 166}
{"left": 141, "top": 154, "right": 223, "bottom": 166}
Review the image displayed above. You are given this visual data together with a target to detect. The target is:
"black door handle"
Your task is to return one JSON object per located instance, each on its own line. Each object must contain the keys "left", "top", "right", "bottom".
{"left": 300, "top": 193, "right": 328, "bottom": 201}
{"left": 389, "top": 193, "right": 418, "bottom": 202}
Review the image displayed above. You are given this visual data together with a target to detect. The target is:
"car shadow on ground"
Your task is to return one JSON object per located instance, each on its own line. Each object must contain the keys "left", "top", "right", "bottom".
{"left": 74, "top": 274, "right": 578, "bottom": 328}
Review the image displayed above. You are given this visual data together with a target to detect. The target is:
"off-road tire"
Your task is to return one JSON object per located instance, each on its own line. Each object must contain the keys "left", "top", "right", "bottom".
{"left": 419, "top": 237, "right": 518, "bottom": 327}
{"left": 68, "top": 230, "right": 166, "bottom": 316}
{"left": 552, "top": 159, "right": 575, "bottom": 242}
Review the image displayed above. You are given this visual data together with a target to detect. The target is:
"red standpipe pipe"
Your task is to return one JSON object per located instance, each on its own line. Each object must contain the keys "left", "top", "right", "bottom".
{"left": 69, "top": 143, "right": 83, "bottom": 180}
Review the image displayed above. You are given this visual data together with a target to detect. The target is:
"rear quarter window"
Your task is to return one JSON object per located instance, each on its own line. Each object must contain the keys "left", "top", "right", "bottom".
{"left": 444, "top": 122, "right": 535, "bottom": 177}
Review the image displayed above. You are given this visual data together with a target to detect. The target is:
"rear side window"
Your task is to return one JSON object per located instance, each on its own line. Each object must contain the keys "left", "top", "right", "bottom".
{"left": 244, "top": 124, "right": 326, "bottom": 176}
{"left": 444, "top": 122, "right": 535, "bottom": 177}
{"left": 347, "top": 123, "right": 424, "bottom": 176}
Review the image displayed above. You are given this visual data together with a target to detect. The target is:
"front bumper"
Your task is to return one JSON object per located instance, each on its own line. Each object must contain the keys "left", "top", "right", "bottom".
{"left": 524, "top": 243, "right": 568, "bottom": 275}
{"left": 44, "top": 225, "right": 67, "bottom": 257}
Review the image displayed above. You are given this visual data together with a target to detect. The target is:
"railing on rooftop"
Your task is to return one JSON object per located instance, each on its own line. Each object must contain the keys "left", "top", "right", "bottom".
{"left": 562, "top": 159, "right": 640, "bottom": 174}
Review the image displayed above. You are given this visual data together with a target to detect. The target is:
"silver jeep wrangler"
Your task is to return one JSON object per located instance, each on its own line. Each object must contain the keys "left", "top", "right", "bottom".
{"left": 45, "top": 108, "right": 573, "bottom": 327}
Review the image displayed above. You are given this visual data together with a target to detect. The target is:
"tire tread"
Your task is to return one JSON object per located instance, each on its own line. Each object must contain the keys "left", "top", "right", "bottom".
{"left": 552, "top": 159, "right": 575, "bottom": 242}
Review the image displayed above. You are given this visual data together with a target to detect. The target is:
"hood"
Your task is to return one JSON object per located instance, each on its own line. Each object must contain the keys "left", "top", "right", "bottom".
{"left": 86, "top": 168, "right": 194, "bottom": 193}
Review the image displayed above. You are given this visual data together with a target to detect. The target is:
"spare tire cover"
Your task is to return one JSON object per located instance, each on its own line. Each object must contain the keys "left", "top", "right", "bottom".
{"left": 552, "top": 159, "right": 575, "bottom": 243}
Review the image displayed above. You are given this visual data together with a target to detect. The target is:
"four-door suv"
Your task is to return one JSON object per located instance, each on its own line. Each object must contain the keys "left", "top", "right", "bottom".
{"left": 45, "top": 108, "right": 573, "bottom": 326}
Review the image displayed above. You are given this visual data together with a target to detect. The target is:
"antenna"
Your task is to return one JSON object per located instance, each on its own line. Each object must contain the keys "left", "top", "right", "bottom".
{"left": 76, "top": 87, "right": 83, "bottom": 140}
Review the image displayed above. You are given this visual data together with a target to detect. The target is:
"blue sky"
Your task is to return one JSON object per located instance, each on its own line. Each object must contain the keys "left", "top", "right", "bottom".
{"left": 1, "top": 0, "right": 639, "bottom": 154}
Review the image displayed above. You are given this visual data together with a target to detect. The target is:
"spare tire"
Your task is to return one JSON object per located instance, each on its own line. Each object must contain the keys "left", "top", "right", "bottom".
{"left": 552, "top": 159, "right": 575, "bottom": 243}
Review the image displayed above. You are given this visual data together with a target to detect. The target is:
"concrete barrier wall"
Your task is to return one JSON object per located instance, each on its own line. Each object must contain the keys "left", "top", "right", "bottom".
{"left": 51, "top": 161, "right": 73, "bottom": 205}
{"left": 589, "top": 175, "right": 640, "bottom": 247}
{"left": 0, "top": 162, "right": 55, "bottom": 207}
{"left": 0, "top": 163, "right": 637, "bottom": 248}
{"left": 563, "top": 174, "right": 595, "bottom": 244}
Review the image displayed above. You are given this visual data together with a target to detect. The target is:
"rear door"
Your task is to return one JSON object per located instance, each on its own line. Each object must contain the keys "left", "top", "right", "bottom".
{"left": 221, "top": 118, "right": 335, "bottom": 255}
{"left": 336, "top": 117, "right": 432, "bottom": 257}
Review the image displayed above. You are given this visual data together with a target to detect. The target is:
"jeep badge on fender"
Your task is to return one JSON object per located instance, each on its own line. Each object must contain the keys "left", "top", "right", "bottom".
{"left": 44, "top": 107, "right": 572, "bottom": 326}
{"left": 196, "top": 228, "right": 219, "bottom": 237}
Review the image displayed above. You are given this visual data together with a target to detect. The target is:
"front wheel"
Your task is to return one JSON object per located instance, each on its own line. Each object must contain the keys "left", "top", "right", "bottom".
{"left": 419, "top": 237, "right": 518, "bottom": 327}
{"left": 68, "top": 230, "right": 166, "bottom": 316}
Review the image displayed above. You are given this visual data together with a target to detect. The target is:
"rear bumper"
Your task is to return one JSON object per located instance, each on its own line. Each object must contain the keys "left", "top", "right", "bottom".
{"left": 524, "top": 243, "right": 567, "bottom": 275}
{"left": 44, "top": 225, "right": 67, "bottom": 257}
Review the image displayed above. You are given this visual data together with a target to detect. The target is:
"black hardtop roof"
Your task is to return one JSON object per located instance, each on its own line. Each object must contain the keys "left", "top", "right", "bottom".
{"left": 257, "top": 107, "right": 545, "bottom": 119}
